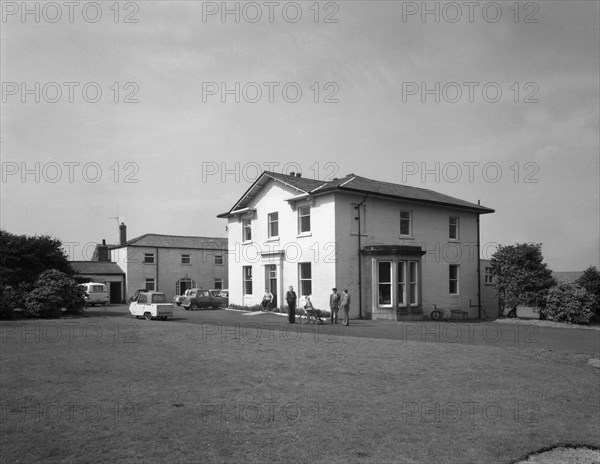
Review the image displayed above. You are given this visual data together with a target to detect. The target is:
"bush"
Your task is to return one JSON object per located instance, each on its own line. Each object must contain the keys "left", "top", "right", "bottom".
{"left": 541, "top": 282, "right": 596, "bottom": 324}
{"left": 0, "top": 283, "right": 32, "bottom": 319}
{"left": 575, "top": 266, "right": 600, "bottom": 321}
{"left": 24, "top": 270, "right": 86, "bottom": 318}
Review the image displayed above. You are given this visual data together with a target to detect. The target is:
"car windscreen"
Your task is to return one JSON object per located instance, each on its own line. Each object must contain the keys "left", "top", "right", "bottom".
{"left": 151, "top": 294, "right": 167, "bottom": 303}
{"left": 91, "top": 285, "right": 105, "bottom": 292}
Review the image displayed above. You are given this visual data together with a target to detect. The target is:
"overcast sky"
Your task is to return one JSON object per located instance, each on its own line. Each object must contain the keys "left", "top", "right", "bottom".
{"left": 1, "top": 1, "right": 598, "bottom": 271}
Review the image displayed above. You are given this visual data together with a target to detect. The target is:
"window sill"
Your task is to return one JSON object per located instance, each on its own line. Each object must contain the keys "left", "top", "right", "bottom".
{"left": 242, "top": 240, "right": 252, "bottom": 245}
{"left": 399, "top": 235, "right": 414, "bottom": 240}
{"left": 266, "top": 237, "right": 280, "bottom": 242}
{"left": 181, "top": 263, "right": 191, "bottom": 266}
{"left": 297, "top": 232, "right": 312, "bottom": 238}
{"left": 448, "top": 239, "right": 460, "bottom": 243}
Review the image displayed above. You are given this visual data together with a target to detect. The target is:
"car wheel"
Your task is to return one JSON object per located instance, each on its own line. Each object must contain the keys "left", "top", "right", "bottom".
{"left": 144, "top": 312, "right": 152, "bottom": 320}
{"left": 191, "top": 303, "right": 198, "bottom": 311}
{"left": 176, "top": 302, "right": 181, "bottom": 306}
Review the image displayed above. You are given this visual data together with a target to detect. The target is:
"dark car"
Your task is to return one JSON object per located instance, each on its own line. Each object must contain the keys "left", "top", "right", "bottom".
{"left": 182, "top": 289, "right": 228, "bottom": 310}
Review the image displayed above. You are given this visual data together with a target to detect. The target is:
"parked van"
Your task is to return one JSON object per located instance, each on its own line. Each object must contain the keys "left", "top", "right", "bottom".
{"left": 80, "top": 283, "right": 109, "bottom": 306}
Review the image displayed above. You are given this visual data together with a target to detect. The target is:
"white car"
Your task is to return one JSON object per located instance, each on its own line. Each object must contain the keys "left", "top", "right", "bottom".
{"left": 128, "top": 291, "right": 174, "bottom": 321}
{"left": 80, "top": 283, "right": 109, "bottom": 307}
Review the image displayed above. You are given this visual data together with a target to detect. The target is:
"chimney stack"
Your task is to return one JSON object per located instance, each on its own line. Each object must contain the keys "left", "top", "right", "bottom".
{"left": 119, "top": 223, "right": 127, "bottom": 246}
{"left": 97, "top": 239, "right": 109, "bottom": 262}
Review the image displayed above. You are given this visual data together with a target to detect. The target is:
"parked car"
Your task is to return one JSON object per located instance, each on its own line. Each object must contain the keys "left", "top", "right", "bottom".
{"left": 174, "top": 289, "right": 194, "bottom": 306}
{"left": 80, "top": 283, "right": 109, "bottom": 307}
{"left": 182, "top": 289, "right": 228, "bottom": 310}
{"left": 129, "top": 289, "right": 147, "bottom": 302}
{"left": 128, "top": 291, "right": 173, "bottom": 321}
{"left": 213, "top": 289, "right": 229, "bottom": 307}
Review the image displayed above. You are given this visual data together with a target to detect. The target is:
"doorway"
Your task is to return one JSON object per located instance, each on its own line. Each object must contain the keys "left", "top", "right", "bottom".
{"left": 265, "top": 265, "right": 277, "bottom": 309}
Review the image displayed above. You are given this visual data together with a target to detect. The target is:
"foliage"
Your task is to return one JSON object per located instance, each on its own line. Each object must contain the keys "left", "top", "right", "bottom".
{"left": 0, "top": 283, "right": 33, "bottom": 319}
{"left": 0, "top": 230, "right": 73, "bottom": 289}
{"left": 24, "top": 270, "right": 86, "bottom": 318}
{"left": 490, "top": 243, "right": 555, "bottom": 311}
{"left": 541, "top": 282, "right": 596, "bottom": 324}
{"left": 575, "top": 266, "right": 600, "bottom": 320}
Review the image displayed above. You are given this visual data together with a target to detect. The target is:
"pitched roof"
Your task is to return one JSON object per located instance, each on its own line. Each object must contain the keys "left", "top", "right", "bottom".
{"left": 70, "top": 261, "right": 125, "bottom": 275}
{"left": 112, "top": 234, "right": 227, "bottom": 250}
{"left": 218, "top": 171, "right": 494, "bottom": 216}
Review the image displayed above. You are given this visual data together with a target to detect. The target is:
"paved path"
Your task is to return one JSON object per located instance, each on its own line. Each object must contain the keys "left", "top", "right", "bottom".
{"left": 81, "top": 305, "right": 600, "bottom": 355}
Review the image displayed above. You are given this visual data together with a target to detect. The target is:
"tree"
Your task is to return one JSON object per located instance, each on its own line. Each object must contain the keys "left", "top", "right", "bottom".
{"left": 0, "top": 230, "right": 73, "bottom": 286}
{"left": 24, "top": 270, "right": 86, "bottom": 318}
{"left": 575, "top": 266, "right": 600, "bottom": 320}
{"left": 490, "top": 243, "right": 555, "bottom": 314}
{"left": 543, "top": 282, "right": 595, "bottom": 324}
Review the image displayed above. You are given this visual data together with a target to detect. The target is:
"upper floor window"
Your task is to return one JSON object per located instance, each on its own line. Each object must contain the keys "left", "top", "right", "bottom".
{"left": 298, "top": 206, "right": 311, "bottom": 234}
{"left": 215, "top": 254, "right": 224, "bottom": 265}
{"left": 181, "top": 254, "right": 191, "bottom": 264}
{"left": 484, "top": 266, "right": 493, "bottom": 285}
{"left": 400, "top": 210, "right": 412, "bottom": 236}
{"left": 144, "top": 253, "right": 155, "bottom": 264}
{"left": 449, "top": 264, "right": 459, "bottom": 294}
{"left": 449, "top": 217, "right": 459, "bottom": 240}
{"left": 268, "top": 212, "right": 279, "bottom": 238}
{"left": 242, "top": 218, "right": 252, "bottom": 242}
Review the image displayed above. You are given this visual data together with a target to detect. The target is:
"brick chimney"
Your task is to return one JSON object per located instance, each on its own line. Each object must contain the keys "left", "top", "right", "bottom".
{"left": 97, "top": 239, "right": 109, "bottom": 262}
{"left": 119, "top": 223, "right": 127, "bottom": 246}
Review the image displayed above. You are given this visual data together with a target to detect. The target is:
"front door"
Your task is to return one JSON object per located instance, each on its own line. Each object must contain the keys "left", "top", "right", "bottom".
{"left": 265, "top": 265, "right": 277, "bottom": 308}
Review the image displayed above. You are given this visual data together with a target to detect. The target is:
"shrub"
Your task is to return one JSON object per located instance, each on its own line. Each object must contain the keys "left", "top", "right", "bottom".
{"left": 541, "top": 282, "right": 595, "bottom": 324}
{"left": 575, "top": 266, "right": 600, "bottom": 321}
{"left": 24, "top": 270, "right": 86, "bottom": 318}
{"left": 0, "top": 283, "right": 32, "bottom": 319}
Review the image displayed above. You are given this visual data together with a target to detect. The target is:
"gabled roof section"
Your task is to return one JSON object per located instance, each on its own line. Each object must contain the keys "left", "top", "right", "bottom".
{"left": 217, "top": 171, "right": 326, "bottom": 217}
{"left": 112, "top": 234, "right": 227, "bottom": 250}
{"left": 217, "top": 171, "right": 494, "bottom": 217}
{"left": 70, "top": 261, "right": 125, "bottom": 275}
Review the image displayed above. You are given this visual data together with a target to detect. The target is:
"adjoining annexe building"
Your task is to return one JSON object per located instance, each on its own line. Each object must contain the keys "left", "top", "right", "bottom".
{"left": 110, "top": 223, "right": 228, "bottom": 301}
{"left": 217, "top": 171, "right": 494, "bottom": 320}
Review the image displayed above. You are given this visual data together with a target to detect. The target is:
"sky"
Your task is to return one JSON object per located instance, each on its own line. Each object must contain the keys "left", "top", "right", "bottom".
{"left": 1, "top": 0, "right": 598, "bottom": 271}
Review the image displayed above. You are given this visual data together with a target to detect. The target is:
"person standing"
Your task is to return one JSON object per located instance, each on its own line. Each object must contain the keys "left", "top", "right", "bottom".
{"left": 340, "top": 289, "right": 351, "bottom": 326}
{"left": 329, "top": 288, "right": 341, "bottom": 324}
{"left": 285, "top": 286, "right": 297, "bottom": 323}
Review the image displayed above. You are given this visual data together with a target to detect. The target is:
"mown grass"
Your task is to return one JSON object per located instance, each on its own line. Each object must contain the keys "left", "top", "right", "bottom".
{"left": 1, "top": 314, "right": 599, "bottom": 464}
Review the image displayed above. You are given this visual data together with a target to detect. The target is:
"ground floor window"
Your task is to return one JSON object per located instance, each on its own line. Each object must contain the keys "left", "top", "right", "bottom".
{"left": 243, "top": 266, "right": 253, "bottom": 295}
{"left": 449, "top": 264, "right": 459, "bottom": 294}
{"left": 145, "top": 278, "right": 155, "bottom": 291}
{"left": 298, "top": 262, "right": 312, "bottom": 296}
{"left": 214, "top": 278, "right": 223, "bottom": 290}
{"left": 378, "top": 261, "right": 392, "bottom": 306}
{"left": 396, "top": 260, "right": 419, "bottom": 307}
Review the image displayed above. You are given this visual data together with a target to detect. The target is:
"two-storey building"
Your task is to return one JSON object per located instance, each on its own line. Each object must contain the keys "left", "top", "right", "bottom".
{"left": 218, "top": 171, "right": 494, "bottom": 320}
{"left": 111, "top": 223, "right": 228, "bottom": 301}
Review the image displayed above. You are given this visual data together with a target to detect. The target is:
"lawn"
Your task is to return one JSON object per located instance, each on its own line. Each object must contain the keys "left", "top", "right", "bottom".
{"left": 1, "top": 313, "right": 599, "bottom": 464}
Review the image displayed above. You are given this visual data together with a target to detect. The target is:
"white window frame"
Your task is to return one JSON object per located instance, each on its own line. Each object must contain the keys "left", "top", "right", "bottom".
{"left": 449, "top": 264, "right": 460, "bottom": 294}
{"left": 243, "top": 266, "right": 253, "bottom": 295}
{"left": 378, "top": 261, "right": 392, "bottom": 307}
{"left": 298, "top": 262, "right": 312, "bottom": 296}
{"left": 268, "top": 212, "right": 279, "bottom": 239}
{"left": 400, "top": 210, "right": 412, "bottom": 237}
{"left": 215, "top": 254, "right": 224, "bottom": 265}
{"left": 397, "top": 261, "right": 406, "bottom": 307}
{"left": 242, "top": 218, "right": 252, "bottom": 242}
{"left": 298, "top": 206, "right": 311, "bottom": 234}
{"left": 144, "top": 253, "right": 155, "bottom": 264}
{"left": 449, "top": 217, "right": 459, "bottom": 240}
{"left": 409, "top": 261, "right": 418, "bottom": 306}
{"left": 484, "top": 266, "right": 493, "bottom": 285}
{"left": 181, "top": 254, "right": 191, "bottom": 265}
{"left": 145, "top": 278, "right": 155, "bottom": 291}
{"left": 214, "top": 278, "right": 223, "bottom": 290}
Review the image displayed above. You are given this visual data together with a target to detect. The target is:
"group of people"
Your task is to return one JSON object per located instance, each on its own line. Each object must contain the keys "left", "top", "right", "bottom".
{"left": 262, "top": 286, "right": 351, "bottom": 325}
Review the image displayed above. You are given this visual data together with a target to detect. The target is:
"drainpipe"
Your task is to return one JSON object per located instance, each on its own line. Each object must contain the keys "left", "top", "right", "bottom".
{"left": 156, "top": 247, "right": 159, "bottom": 292}
{"left": 356, "top": 195, "right": 368, "bottom": 319}
{"left": 476, "top": 207, "right": 481, "bottom": 319}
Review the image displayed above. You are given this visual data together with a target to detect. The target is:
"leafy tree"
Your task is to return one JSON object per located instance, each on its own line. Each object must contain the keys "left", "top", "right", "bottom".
{"left": 0, "top": 230, "right": 73, "bottom": 288}
{"left": 575, "top": 266, "right": 600, "bottom": 320}
{"left": 24, "top": 270, "right": 86, "bottom": 318}
{"left": 490, "top": 243, "right": 555, "bottom": 313}
{"left": 543, "top": 282, "right": 595, "bottom": 324}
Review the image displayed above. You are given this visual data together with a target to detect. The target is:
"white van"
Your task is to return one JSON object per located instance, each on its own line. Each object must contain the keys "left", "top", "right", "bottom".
{"left": 80, "top": 283, "right": 109, "bottom": 306}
